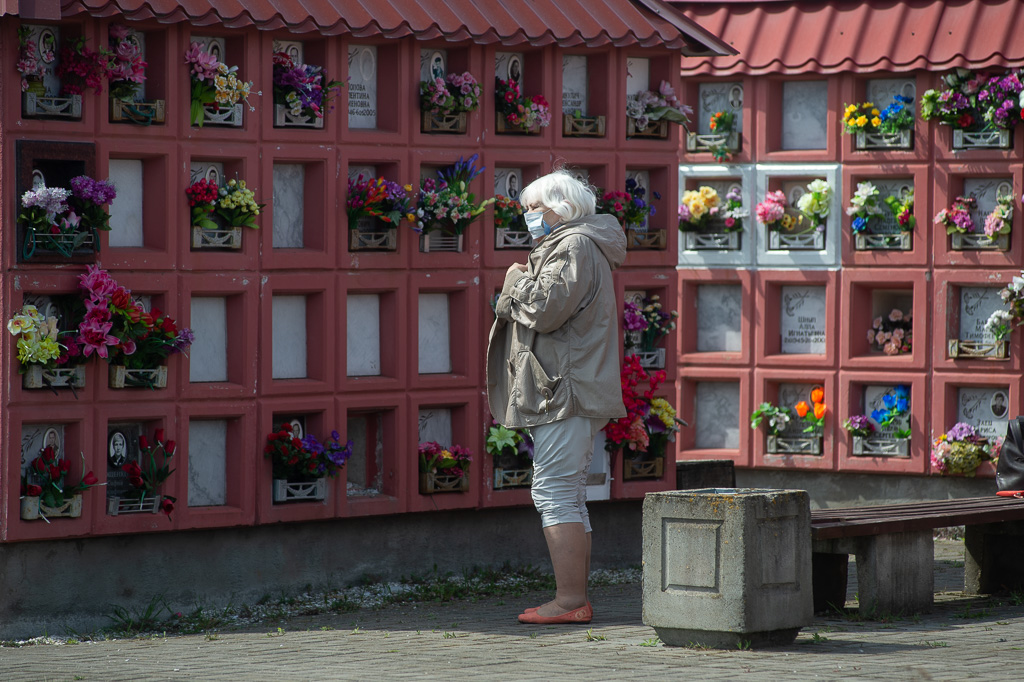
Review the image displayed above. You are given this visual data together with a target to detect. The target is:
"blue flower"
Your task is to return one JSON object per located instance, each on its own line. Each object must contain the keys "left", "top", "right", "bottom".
{"left": 882, "top": 393, "right": 896, "bottom": 409}
{"left": 894, "top": 385, "right": 910, "bottom": 400}
{"left": 650, "top": 206, "right": 657, "bottom": 216}
{"left": 896, "top": 398, "right": 908, "bottom": 412}
{"left": 871, "top": 409, "right": 885, "bottom": 423}
{"left": 625, "top": 177, "right": 637, "bottom": 191}
{"left": 653, "top": 190, "right": 662, "bottom": 200}
{"left": 852, "top": 216, "right": 867, "bottom": 233}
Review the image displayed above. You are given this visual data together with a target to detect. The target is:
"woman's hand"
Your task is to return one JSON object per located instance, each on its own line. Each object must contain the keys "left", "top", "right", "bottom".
{"left": 507, "top": 263, "right": 528, "bottom": 276}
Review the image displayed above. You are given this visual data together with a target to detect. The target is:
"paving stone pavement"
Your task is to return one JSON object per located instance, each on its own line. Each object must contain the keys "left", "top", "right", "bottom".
{"left": 1, "top": 540, "right": 1022, "bottom": 681}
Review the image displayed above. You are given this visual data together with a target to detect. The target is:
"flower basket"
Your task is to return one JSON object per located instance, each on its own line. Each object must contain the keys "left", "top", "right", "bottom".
{"left": 22, "top": 229, "right": 97, "bottom": 261}
{"left": 768, "top": 229, "right": 826, "bottom": 251}
{"left": 686, "top": 131, "right": 741, "bottom": 153}
{"left": 947, "top": 339, "right": 1009, "bottom": 360}
{"left": 854, "top": 129, "right": 914, "bottom": 150}
{"left": 421, "top": 110, "right": 467, "bottom": 134}
{"left": 851, "top": 435, "right": 910, "bottom": 457}
{"left": 274, "top": 103, "right": 324, "bottom": 129}
{"left": 108, "top": 365, "right": 168, "bottom": 389}
{"left": 495, "top": 228, "right": 532, "bottom": 249}
{"left": 198, "top": 102, "right": 244, "bottom": 127}
{"left": 106, "top": 495, "right": 160, "bottom": 515}
{"left": 350, "top": 225, "right": 398, "bottom": 251}
{"left": 496, "top": 116, "right": 541, "bottom": 135}
{"left": 952, "top": 128, "right": 1012, "bottom": 150}
{"left": 419, "top": 231, "right": 464, "bottom": 253}
{"left": 272, "top": 478, "right": 328, "bottom": 503}
{"left": 110, "top": 97, "right": 166, "bottom": 125}
{"left": 634, "top": 348, "right": 666, "bottom": 370}
{"left": 950, "top": 232, "right": 1010, "bottom": 251}
{"left": 854, "top": 232, "right": 912, "bottom": 251}
{"left": 419, "top": 471, "right": 469, "bottom": 494}
{"left": 191, "top": 225, "right": 243, "bottom": 250}
{"left": 23, "top": 92, "right": 82, "bottom": 119}
{"left": 765, "top": 434, "right": 823, "bottom": 455}
{"left": 562, "top": 114, "right": 606, "bottom": 137}
{"left": 622, "top": 455, "right": 664, "bottom": 481}
{"left": 20, "top": 494, "right": 83, "bottom": 520}
{"left": 681, "top": 231, "right": 741, "bottom": 251}
{"left": 23, "top": 365, "right": 86, "bottom": 389}
{"left": 626, "top": 228, "right": 666, "bottom": 250}
{"left": 493, "top": 467, "right": 533, "bottom": 490}
{"left": 627, "top": 118, "right": 669, "bottom": 139}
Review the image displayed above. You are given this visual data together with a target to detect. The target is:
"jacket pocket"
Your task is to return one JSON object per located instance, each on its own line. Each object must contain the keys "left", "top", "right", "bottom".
{"left": 513, "top": 350, "right": 564, "bottom": 416}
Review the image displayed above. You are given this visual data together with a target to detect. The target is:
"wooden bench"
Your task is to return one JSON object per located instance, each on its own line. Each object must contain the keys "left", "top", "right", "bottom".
{"left": 810, "top": 496, "right": 1024, "bottom": 615}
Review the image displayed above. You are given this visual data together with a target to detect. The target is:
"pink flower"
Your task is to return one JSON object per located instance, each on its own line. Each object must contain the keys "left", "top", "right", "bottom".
{"left": 872, "top": 316, "right": 882, "bottom": 329}
{"left": 79, "top": 265, "right": 117, "bottom": 302}
{"left": 875, "top": 331, "right": 886, "bottom": 345}
{"left": 888, "top": 309, "right": 903, "bottom": 322}
{"left": 79, "top": 321, "right": 119, "bottom": 359}
{"left": 867, "top": 329, "right": 877, "bottom": 343}
{"left": 883, "top": 340, "right": 901, "bottom": 355}
{"left": 724, "top": 217, "right": 736, "bottom": 228}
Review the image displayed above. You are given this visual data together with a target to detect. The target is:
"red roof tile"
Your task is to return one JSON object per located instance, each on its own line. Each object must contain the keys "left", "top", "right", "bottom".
{"left": 672, "top": 0, "right": 1024, "bottom": 76}
{"left": 57, "top": 0, "right": 735, "bottom": 55}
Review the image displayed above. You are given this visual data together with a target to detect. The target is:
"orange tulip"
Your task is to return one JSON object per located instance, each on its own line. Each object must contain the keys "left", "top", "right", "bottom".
{"left": 813, "top": 402, "right": 827, "bottom": 420}
{"left": 811, "top": 387, "right": 824, "bottom": 405}
{"left": 794, "top": 401, "right": 810, "bottom": 418}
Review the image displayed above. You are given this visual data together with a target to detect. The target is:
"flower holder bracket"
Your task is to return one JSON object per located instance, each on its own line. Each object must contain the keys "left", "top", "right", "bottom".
{"left": 493, "top": 467, "right": 533, "bottom": 489}
{"left": 950, "top": 233, "right": 1010, "bottom": 252}
{"left": 273, "top": 104, "right": 324, "bottom": 129}
{"left": 495, "top": 228, "right": 532, "bottom": 249}
{"left": 191, "top": 225, "right": 243, "bottom": 250}
{"left": 627, "top": 118, "right": 669, "bottom": 139}
{"left": 626, "top": 228, "right": 667, "bottom": 250}
{"left": 495, "top": 116, "right": 541, "bottom": 135}
{"left": 109, "top": 365, "right": 168, "bottom": 389}
{"left": 851, "top": 435, "right": 910, "bottom": 457}
{"left": 622, "top": 456, "right": 664, "bottom": 481}
{"left": 854, "top": 232, "right": 912, "bottom": 251}
{"left": 952, "top": 128, "right": 1012, "bottom": 150}
{"left": 23, "top": 93, "right": 83, "bottom": 119}
{"left": 23, "top": 365, "right": 86, "bottom": 389}
{"left": 632, "top": 348, "right": 666, "bottom": 370}
{"left": 419, "top": 232, "right": 464, "bottom": 253}
{"left": 681, "top": 231, "right": 741, "bottom": 251}
{"left": 854, "top": 129, "right": 914, "bottom": 151}
{"left": 111, "top": 98, "right": 166, "bottom": 125}
{"left": 350, "top": 228, "right": 398, "bottom": 252}
{"left": 947, "top": 339, "right": 1009, "bottom": 361}
{"left": 22, "top": 228, "right": 98, "bottom": 261}
{"left": 272, "top": 478, "right": 328, "bottom": 503}
{"left": 421, "top": 110, "right": 467, "bottom": 134}
{"left": 419, "top": 471, "right": 469, "bottom": 494}
{"left": 765, "top": 434, "right": 822, "bottom": 455}
{"left": 198, "top": 103, "right": 244, "bottom": 127}
{"left": 20, "top": 494, "right": 83, "bottom": 520}
{"left": 562, "top": 114, "right": 606, "bottom": 138}
{"left": 107, "top": 495, "right": 160, "bottom": 515}
{"left": 768, "top": 229, "right": 826, "bottom": 251}
{"left": 686, "top": 131, "right": 741, "bottom": 153}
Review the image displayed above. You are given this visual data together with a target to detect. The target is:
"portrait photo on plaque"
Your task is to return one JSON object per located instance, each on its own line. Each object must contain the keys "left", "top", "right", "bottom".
{"left": 108, "top": 430, "right": 128, "bottom": 467}
{"left": 507, "top": 55, "right": 522, "bottom": 84}
{"left": 429, "top": 51, "right": 446, "bottom": 81}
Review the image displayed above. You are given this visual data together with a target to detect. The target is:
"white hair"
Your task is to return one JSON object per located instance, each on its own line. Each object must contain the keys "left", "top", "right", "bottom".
{"left": 519, "top": 170, "right": 596, "bottom": 223}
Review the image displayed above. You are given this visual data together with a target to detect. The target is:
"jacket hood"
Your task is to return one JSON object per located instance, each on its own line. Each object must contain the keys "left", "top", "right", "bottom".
{"left": 544, "top": 214, "right": 627, "bottom": 270}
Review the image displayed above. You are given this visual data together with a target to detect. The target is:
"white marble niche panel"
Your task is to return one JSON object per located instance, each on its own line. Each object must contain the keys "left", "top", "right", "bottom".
{"left": 189, "top": 297, "right": 228, "bottom": 383}
{"left": 781, "top": 80, "right": 828, "bottom": 150}
{"left": 866, "top": 78, "right": 916, "bottom": 112}
{"left": 188, "top": 419, "right": 228, "bottom": 506}
{"left": 348, "top": 45, "right": 378, "bottom": 129}
{"left": 108, "top": 159, "right": 144, "bottom": 247}
{"left": 418, "top": 293, "right": 451, "bottom": 374}
{"left": 958, "top": 286, "right": 1004, "bottom": 344}
{"left": 272, "top": 295, "right": 307, "bottom": 379}
{"left": 272, "top": 164, "right": 305, "bottom": 248}
{"left": 957, "top": 386, "right": 1010, "bottom": 440}
{"left": 418, "top": 408, "right": 453, "bottom": 447}
{"left": 495, "top": 51, "right": 524, "bottom": 86}
{"left": 678, "top": 164, "right": 756, "bottom": 267}
{"left": 347, "top": 294, "right": 381, "bottom": 377}
{"left": 779, "top": 286, "right": 827, "bottom": 355}
{"left": 420, "top": 48, "right": 448, "bottom": 81}
{"left": 696, "top": 284, "right": 743, "bottom": 352}
{"left": 864, "top": 385, "right": 911, "bottom": 439}
{"left": 754, "top": 163, "right": 841, "bottom": 268}
{"left": 562, "top": 55, "right": 588, "bottom": 116}
{"left": 697, "top": 82, "right": 744, "bottom": 134}
{"left": 694, "top": 381, "right": 740, "bottom": 450}
{"left": 963, "top": 177, "right": 1014, "bottom": 225}
{"left": 625, "top": 57, "right": 649, "bottom": 97}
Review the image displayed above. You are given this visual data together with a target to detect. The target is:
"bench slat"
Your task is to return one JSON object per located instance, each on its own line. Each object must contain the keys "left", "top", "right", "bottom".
{"left": 810, "top": 497, "right": 1024, "bottom": 540}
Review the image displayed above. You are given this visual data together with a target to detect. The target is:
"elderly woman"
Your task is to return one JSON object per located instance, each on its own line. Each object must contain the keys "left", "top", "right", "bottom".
{"left": 486, "top": 170, "right": 626, "bottom": 624}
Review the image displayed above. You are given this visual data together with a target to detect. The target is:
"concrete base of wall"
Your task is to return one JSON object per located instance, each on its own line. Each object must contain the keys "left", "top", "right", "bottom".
{"left": 0, "top": 501, "right": 643, "bottom": 640}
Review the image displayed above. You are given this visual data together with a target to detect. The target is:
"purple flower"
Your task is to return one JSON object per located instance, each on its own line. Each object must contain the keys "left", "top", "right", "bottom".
{"left": 173, "top": 327, "right": 195, "bottom": 352}
{"left": 301, "top": 434, "right": 325, "bottom": 455}
{"left": 71, "top": 176, "right": 117, "bottom": 206}
{"left": 946, "top": 422, "right": 977, "bottom": 442}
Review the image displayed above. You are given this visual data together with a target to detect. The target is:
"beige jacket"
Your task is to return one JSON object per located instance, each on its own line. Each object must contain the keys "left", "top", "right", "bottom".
{"left": 486, "top": 213, "right": 628, "bottom": 428}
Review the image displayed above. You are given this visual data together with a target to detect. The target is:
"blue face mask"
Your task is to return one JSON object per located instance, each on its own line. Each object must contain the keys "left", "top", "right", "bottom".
{"left": 525, "top": 211, "right": 554, "bottom": 239}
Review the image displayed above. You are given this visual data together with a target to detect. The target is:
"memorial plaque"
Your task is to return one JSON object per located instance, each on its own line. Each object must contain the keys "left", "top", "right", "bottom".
{"left": 625, "top": 57, "right": 649, "bottom": 97}
{"left": 188, "top": 419, "right": 227, "bottom": 506}
{"left": 959, "top": 286, "right": 1003, "bottom": 343}
{"left": 697, "top": 82, "right": 744, "bottom": 134}
{"left": 494, "top": 168, "right": 522, "bottom": 200}
{"left": 272, "top": 295, "right": 307, "bottom": 379}
{"left": 562, "top": 55, "right": 588, "bottom": 116}
{"left": 23, "top": 24, "right": 62, "bottom": 95}
{"left": 418, "top": 408, "right": 452, "bottom": 447}
{"left": 189, "top": 297, "right": 228, "bottom": 383}
{"left": 866, "top": 78, "right": 916, "bottom": 110}
{"left": 625, "top": 169, "right": 651, "bottom": 228}
{"left": 272, "top": 164, "right": 305, "bottom": 248}
{"left": 348, "top": 165, "right": 376, "bottom": 182}
{"left": 781, "top": 81, "right": 827, "bottom": 150}
{"left": 777, "top": 383, "right": 819, "bottom": 436}
{"left": 420, "top": 48, "right": 447, "bottom": 82}
{"left": 864, "top": 385, "right": 911, "bottom": 435}
{"left": 957, "top": 386, "right": 1010, "bottom": 440}
{"left": 347, "top": 45, "right": 378, "bottom": 129}
{"left": 779, "top": 285, "right": 827, "bottom": 354}
{"left": 494, "top": 51, "right": 524, "bottom": 86}
{"left": 418, "top": 293, "right": 451, "bottom": 374}
{"left": 347, "top": 293, "right": 381, "bottom": 377}
{"left": 273, "top": 40, "right": 303, "bottom": 64}
{"left": 963, "top": 177, "right": 1013, "bottom": 223}
{"left": 696, "top": 284, "right": 742, "bottom": 352}
{"left": 106, "top": 422, "right": 143, "bottom": 500}
{"left": 694, "top": 381, "right": 740, "bottom": 449}
{"left": 863, "top": 177, "right": 913, "bottom": 235}
{"left": 190, "top": 161, "right": 224, "bottom": 187}
{"left": 108, "top": 159, "right": 144, "bottom": 247}
{"left": 20, "top": 423, "right": 65, "bottom": 479}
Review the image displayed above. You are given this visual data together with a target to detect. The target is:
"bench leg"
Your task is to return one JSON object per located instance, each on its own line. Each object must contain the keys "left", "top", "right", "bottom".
{"left": 965, "top": 521, "right": 1024, "bottom": 595}
{"left": 855, "top": 531, "right": 933, "bottom": 616}
{"left": 812, "top": 552, "right": 849, "bottom": 613}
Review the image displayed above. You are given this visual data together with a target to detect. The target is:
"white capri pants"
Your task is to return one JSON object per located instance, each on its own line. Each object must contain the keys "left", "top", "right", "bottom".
{"left": 529, "top": 416, "right": 608, "bottom": 533}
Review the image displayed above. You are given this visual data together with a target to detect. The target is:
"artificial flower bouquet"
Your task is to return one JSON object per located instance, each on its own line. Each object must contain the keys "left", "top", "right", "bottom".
{"left": 705, "top": 110, "right": 737, "bottom": 161}
{"left": 921, "top": 68, "right": 1024, "bottom": 133}
{"left": 55, "top": 35, "right": 107, "bottom": 97}
{"left": 114, "top": 428, "right": 177, "bottom": 517}
{"left": 265, "top": 423, "right": 353, "bottom": 481}
{"left": 16, "top": 26, "right": 48, "bottom": 93}
{"left": 184, "top": 41, "right": 254, "bottom": 127}
{"left": 187, "top": 177, "right": 264, "bottom": 231}
{"left": 597, "top": 177, "right": 660, "bottom": 230}
{"left": 935, "top": 193, "right": 1012, "bottom": 247}
{"left": 8, "top": 303, "right": 87, "bottom": 389}
{"left": 486, "top": 422, "right": 534, "bottom": 488}
{"left": 867, "top": 308, "right": 912, "bottom": 355}
{"left": 623, "top": 294, "right": 678, "bottom": 356}
{"left": 346, "top": 175, "right": 414, "bottom": 228}
{"left": 412, "top": 155, "right": 493, "bottom": 237}
{"left": 420, "top": 72, "right": 482, "bottom": 116}
{"left": 933, "top": 194, "right": 977, "bottom": 234}
{"left": 931, "top": 422, "right": 1002, "bottom": 477}
{"left": 678, "top": 186, "right": 746, "bottom": 233}
{"left": 842, "top": 414, "right": 874, "bottom": 439}
{"left": 988, "top": 272, "right": 1024, "bottom": 342}
{"left": 603, "top": 355, "right": 679, "bottom": 465}
{"left": 106, "top": 24, "right": 147, "bottom": 102}
{"left": 846, "top": 385, "right": 911, "bottom": 456}
{"left": 756, "top": 180, "right": 833, "bottom": 238}
{"left": 847, "top": 182, "right": 916, "bottom": 241}
{"left": 272, "top": 49, "right": 343, "bottom": 124}
{"left": 870, "top": 385, "right": 912, "bottom": 438}
{"left": 625, "top": 80, "right": 692, "bottom": 135}
{"left": 494, "top": 77, "right": 551, "bottom": 132}
{"left": 19, "top": 176, "right": 117, "bottom": 258}
{"left": 20, "top": 445, "right": 100, "bottom": 520}
{"left": 493, "top": 194, "right": 527, "bottom": 232}
{"left": 419, "top": 441, "right": 473, "bottom": 493}
{"left": 751, "top": 387, "right": 827, "bottom": 437}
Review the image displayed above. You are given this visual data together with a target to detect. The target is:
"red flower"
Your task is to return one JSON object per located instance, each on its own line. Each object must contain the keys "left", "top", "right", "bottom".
{"left": 82, "top": 471, "right": 98, "bottom": 486}
{"left": 155, "top": 428, "right": 165, "bottom": 444}
{"left": 49, "top": 465, "right": 61, "bottom": 480}
{"left": 42, "top": 446, "right": 56, "bottom": 463}
{"left": 26, "top": 484, "right": 42, "bottom": 497}
{"left": 165, "top": 440, "right": 176, "bottom": 454}
{"left": 160, "top": 497, "right": 175, "bottom": 518}
{"left": 122, "top": 461, "right": 142, "bottom": 476}
{"left": 139, "top": 435, "right": 149, "bottom": 450}
{"left": 292, "top": 438, "right": 303, "bottom": 449}
{"left": 60, "top": 459, "right": 71, "bottom": 472}
{"left": 110, "top": 287, "right": 132, "bottom": 310}
{"left": 129, "top": 476, "right": 144, "bottom": 488}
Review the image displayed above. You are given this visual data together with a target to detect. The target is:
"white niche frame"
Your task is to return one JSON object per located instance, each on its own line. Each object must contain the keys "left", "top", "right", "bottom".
{"left": 678, "top": 163, "right": 756, "bottom": 268}
{"left": 754, "top": 163, "right": 841, "bottom": 269}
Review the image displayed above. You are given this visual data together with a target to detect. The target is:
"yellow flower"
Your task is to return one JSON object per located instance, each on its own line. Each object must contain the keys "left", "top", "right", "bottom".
{"left": 689, "top": 201, "right": 707, "bottom": 218}
{"left": 856, "top": 115, "right": 868, "bottom": 126}
{"left": 780, "top": 214, "right": 795, "bottom": 229}
{"left": 871, "top": 117, "right": 881, "bottom": 127}
{"left": 871, "top": 108, "right": 880, "bottom": 116}
{"left": 845, "top": 104, "right": 857, "bottom": 114}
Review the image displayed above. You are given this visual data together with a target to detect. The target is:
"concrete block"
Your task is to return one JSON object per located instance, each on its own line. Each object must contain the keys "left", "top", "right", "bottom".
{"left": 642, "top": 488, "right": 812, "bottom": 648}
{"left": 854, "top": 531, "right": 933, "bottom": 615}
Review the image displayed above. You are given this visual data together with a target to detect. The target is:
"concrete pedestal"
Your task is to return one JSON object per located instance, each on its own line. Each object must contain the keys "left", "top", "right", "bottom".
{"left": 642, "top": 488, "right": 812, "bottom": 648}
{"left": 965, "top": 521, "right": 1024, "bottom": 595}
